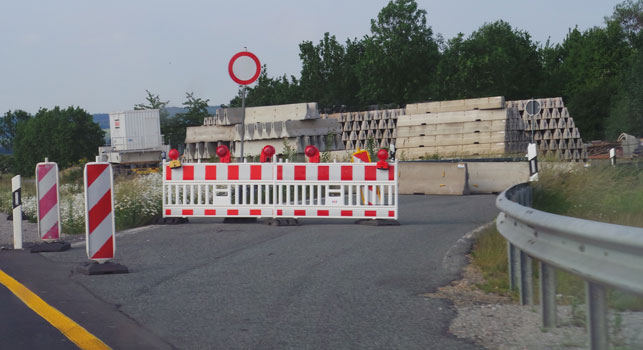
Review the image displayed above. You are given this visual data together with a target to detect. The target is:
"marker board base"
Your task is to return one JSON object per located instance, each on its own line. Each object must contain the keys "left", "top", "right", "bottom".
{"left": 76, "top": 261, "right": 129, "bottom": 275}
{"left": 30, "top": 241, "right": 71, "bottom": 253}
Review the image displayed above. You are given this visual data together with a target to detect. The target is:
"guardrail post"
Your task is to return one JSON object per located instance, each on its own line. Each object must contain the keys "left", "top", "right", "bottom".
{"left": 519, "top": 250, "right": 533, "bottom": 305}
{"left": 539, "top": 261, "right": 557, "bottom": 328}
{"left": 507, "top": 242, "right": 519, "bottom": 290}
{"left": 586, "top": 281, "right": 608, "bottom": 350}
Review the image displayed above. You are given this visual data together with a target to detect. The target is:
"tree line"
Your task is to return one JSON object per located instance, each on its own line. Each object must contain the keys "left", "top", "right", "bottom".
{"left": 228, "top": 0, "right": 643, "bottom": 141}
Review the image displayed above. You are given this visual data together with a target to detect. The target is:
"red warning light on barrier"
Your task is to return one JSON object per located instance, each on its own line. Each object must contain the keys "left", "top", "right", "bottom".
{"left": 305, "top": 145, "right": 320, "bottom": 163}
{"left": 217, "top": 145, "right": 231, "bottom": 163}
{"left": 260, "top": 145, "right": 275, "bottom": 163}
{"left": 168, "top": 148, "right": 181, "bottom": 169}
{"left": 376, "top": 149, "right": 389, "bottom": 170}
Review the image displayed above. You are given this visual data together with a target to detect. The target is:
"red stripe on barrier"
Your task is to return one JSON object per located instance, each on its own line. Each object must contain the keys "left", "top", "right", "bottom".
{"left": 205, "top": 209, "right": 216, "bottom": 215}
{"left": 165, "top": 166, "right": 172, "bottom": 180}
{"left": 277, "top": 165, "right": 283, "bottom": 180}
{"left": 294, "top": 210, "right": 306, "bottom": 216}
{"left": 250, "top": 165, "right": 262, "bottom": 180}
{"left": 318, "top": 166, "right": 329, "bottom": 181}
{"left": 388, "top": 211, "right": 395, "bottom": 217}
{"left": 89, "top": 190, "right": 111, "bottom": 233}
{"left": 38, "top": 184, "right": 58, "bottom": 220}
{"left": 294, "top": 166, "right": 306, "bottom": 180}
{"left": 42, "top": 223, "right": 58, "bottom": 240}
{"left": 182, "top": 209, "right": 193, "bottom": 216}
{"left": 365, "top": 166, "right": 376, "bottom": 181}
{"left": 183, "top": 165, "right": 194, "bottom": 180}
{"left": 317, "top": 210, "right": 329, "bottom": 216}
{"left": 365, "top": 210, "right": 376, "bottom": 217}
{"left": 250, "top": 209, "right": 261, "bottom": 215}
{"left": 86, "top": 164, "right": 108, "bottom": 187}
{"left": 227, "top": 209, "right": 239, "bottom": 215}
{"left": 205, "top": 165, "right": 217, "bottom": 180}
{"left": 341, "top": 210, "right": 353, "bottom": 217}
{"left": 37, "top": 164, "right": 54, "bottom": 182}
{"left": 277, "top": 209, "right": 283, "bottom": 216}
{"left": 389, "top": 166, "right": 395, "bottom": 181}
{"left": 228, "top": 165, "right": 239, "bottom": 180}
{"left": 165, "top": 209, "right": 171, "bottom": 215}
{"left": 341, "top": 166, "right": 352, "bottom": 181}
{"left": 91, "top": 236, "right": 113, "bottom": 260}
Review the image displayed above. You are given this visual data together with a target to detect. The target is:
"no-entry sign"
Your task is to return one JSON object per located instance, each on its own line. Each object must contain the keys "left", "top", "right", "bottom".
{"left": 228, "top": 51, "right": 261, "bottom": 85}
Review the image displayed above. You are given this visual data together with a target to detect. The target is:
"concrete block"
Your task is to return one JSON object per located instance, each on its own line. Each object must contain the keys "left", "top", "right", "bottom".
{"left": 466, "top": 162, "right": 529, "bottom": 194}
{"left": 398, "top": 162, "right": 469, "bottom": 195}
{"left": 244, "top": 102, "right": 320, "bottom": 123}
{"left": 396, "top": 120, "right": 508, "bottom": 138}
{"left": 405, "top": 96, "right": 505, "bottom": 114}
{"left": 397, "top": 132, "right": 508, "bottom": 148}
{"left": 398, "top": 143, "right": 508, "bottom": 159}
{"left": 185, "top": 125, "right": 235, "bottom": 143}
{"left": 398, "top": 109, "right": 510, "bottom": 127}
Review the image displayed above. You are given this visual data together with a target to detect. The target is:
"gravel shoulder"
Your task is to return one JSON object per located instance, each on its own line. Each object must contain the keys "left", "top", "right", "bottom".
{"left": 426, "top": 255, "right": 643, "bottom": 350}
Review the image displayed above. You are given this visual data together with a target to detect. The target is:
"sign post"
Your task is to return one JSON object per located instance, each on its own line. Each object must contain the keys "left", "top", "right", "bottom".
{"left": 525, "top": 98, "right": 541, "bottom": 182}
{"left": 228, "top": 50, "right": 261, "bottom": 160}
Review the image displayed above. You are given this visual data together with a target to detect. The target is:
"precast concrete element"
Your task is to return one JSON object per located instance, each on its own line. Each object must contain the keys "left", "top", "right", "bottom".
{"left": 185, "top": 125, "right": 236, "bottom": 143}
{"left": 507, "top": 97, "right": 586, "bottom": 161}
{"left": 183, "top": 102, "right": 345, "bottom": 162}
{"left": 466, "top": 162, "right": 529, "bottom": 194}
{"left": 324, "top": 108, "right": 404, "bottom": 152}
{"left": 405, "top": 96, "right": 505, "bottom": 114}
{"left": 398, "top": 162, "right": 469, "bottom": 195}
{"left": 396, "top": 105, "right": 528, "bottom": 159}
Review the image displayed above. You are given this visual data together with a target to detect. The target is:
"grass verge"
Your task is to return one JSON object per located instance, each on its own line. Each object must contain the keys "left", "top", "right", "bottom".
{"left": 471, "top": 161, "right": 643, "bottom": 311}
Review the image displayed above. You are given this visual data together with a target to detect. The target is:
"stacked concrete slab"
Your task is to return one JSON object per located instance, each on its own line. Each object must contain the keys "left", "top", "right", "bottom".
{"left": 507, "top": 97, "right": 587, "bottom": 161}
{"left": 184, "top": 102, "right": 344, "bottom": 161}
{"left": 395, "top": 97, "right": 529, "bottom": 159}
{"left": 323, "top": 108, "right": 404, "bottom": 151}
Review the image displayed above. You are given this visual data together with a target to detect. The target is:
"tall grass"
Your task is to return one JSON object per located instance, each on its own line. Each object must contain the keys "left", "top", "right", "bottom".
{"left": 472, "top": 162, "right": 643, "bottom": 310}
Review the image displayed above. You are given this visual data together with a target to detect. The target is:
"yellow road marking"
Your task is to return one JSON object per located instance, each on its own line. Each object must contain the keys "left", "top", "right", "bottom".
{"left": 0, "top": 269, "right": 110, "bottom": 350}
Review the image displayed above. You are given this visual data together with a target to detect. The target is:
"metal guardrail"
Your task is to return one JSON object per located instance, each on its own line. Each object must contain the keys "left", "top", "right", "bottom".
{"left": 496, "top": 183, "right": 643, "bottom": 350}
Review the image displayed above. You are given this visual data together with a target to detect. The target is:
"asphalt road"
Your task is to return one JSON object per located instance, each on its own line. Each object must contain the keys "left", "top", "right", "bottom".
{"left": 1, "top": 194, "right": 498, "bottom": 350}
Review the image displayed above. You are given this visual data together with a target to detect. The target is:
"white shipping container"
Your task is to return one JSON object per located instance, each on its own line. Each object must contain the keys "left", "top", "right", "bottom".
{"left": 110, "top": 109, "right": 163, "bottom": 151}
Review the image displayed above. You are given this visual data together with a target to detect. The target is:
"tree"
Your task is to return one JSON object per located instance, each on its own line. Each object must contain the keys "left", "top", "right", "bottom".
{"left": 356, "top": 0, "right": 440, "bottom": 105}
{"left": 13, "top": 106, "right": 104, "bottom": 175}
{"left": 164, "top": 92, "right": 213, "bottom": 149}
{"left": 436, "top": 21, "right": 542, "bottom": 101}
{"left": 229, "top": 66, "right": 301, "bottom": 107}
{"left": 557, "top": 23, "right": 631, "bottom": 140}
{"left": 299, "top": 33, "right": 362, "bottom": 109}
{"left": 0, "top": 110, "right": 31, "bottom": 151}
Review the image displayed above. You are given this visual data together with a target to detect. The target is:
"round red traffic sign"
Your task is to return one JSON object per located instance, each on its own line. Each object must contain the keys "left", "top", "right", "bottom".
{"left": 228, "top": 51, "right": 261, "bottom": 85}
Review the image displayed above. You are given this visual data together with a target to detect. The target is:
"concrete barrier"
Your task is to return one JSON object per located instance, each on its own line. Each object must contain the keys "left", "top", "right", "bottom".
{"left": 405, "top": 96, "right": 505, "bottom": 114}
{"left": 399, "top": 162, "right": 469, "bottom": 195}
{"left": 398, "top": 161, "right": 530, "bottom": 195}
{"left": 466, "top": 162, "right": 529, "bottom": 194}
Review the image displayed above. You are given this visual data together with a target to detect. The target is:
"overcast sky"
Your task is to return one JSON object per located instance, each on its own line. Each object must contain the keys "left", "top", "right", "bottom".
{"left": 0, "top": 0, "right": 623, "bottom": 115}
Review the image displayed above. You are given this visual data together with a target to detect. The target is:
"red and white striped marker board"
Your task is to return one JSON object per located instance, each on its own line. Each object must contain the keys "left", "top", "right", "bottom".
{"left": 36, "top": 161, "right": 61, "bottom": 241}
{"left": 84, "top": 162, "right": 115, "bottom": 262}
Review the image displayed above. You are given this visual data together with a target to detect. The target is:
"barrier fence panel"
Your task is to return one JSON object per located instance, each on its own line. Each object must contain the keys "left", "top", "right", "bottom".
{"left": 163, "top": 160, "right": 398, "bottom": 220}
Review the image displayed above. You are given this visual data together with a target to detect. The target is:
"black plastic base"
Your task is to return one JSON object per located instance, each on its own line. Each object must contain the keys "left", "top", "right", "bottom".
{"left": 76, "top": 261, "right": 129, "bottom": 275}
{"left": 355, "top": 219, "right": 401, "bottom": 226}
{"left": 263, "top": 218, "right": 300, "bottom": 226}
{"left": 30, "top": 241, "right": 71, "bottom": 253}
{"left": 223, "top": 218, "right": 258, "bottom": 224}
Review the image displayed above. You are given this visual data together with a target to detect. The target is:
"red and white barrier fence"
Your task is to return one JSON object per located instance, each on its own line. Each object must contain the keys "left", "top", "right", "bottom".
{"left": 163, "top": 159, "right": 398, "bottom": 220}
